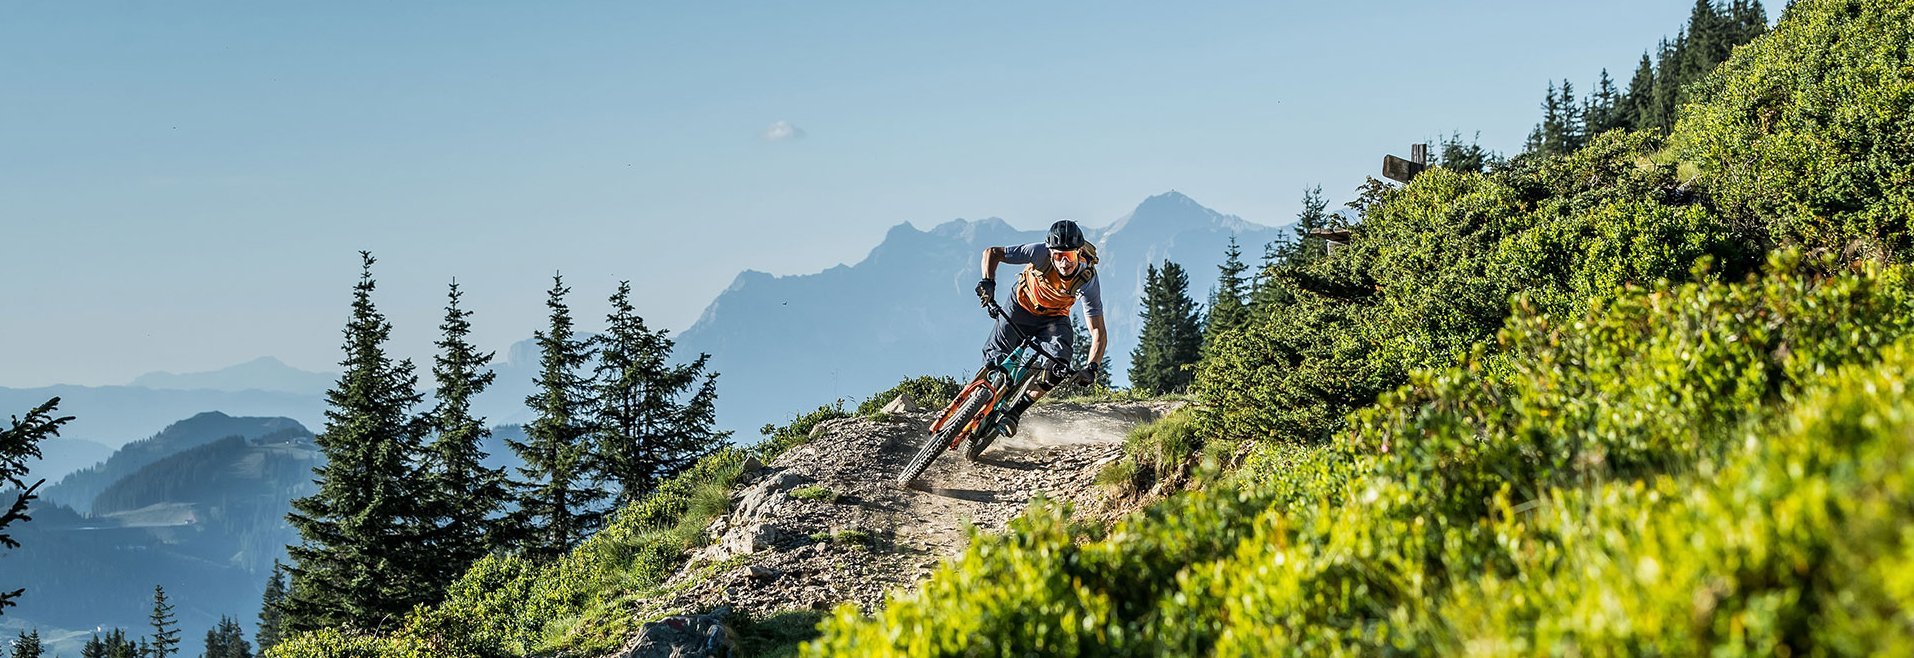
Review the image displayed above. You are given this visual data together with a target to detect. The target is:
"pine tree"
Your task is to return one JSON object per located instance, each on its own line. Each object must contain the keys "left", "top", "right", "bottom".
{"left": 423, "top": 280, "right": 509, "bottom": 589}
{"left": 1648, "top": 35, "right": 1683, "bottom": 132}
{"left": 591, "top": 282, "right": 725, "bottom": 507}
{"left": 10, "top": 629, "right": 43, "bottom": 658}
{"left": 1680, "top": 0, "right": 1731, "bottom": 86}
{"left": 82, "top": 634, "right": 105, "bottom": 658}
{"left": 2, "top": 398, "right": 71, "bottom": 614}
{"left": 1731, "top": 0, "right": 1769, "bottom": 43}
{"left": 201, "top": 616, "right": 252, "bottom": 658}
{"left": 1204, "top": 237, "right": 1250, "bottom": 345}
{"left": 284, "top": 252, "right": 437, "bottom": 632}
{"left": 1251, "top": 186, "right": 1333, "bottom": 314}
{"left": 1622, "top": 52, "right": 1656, "bottom": 130}
{"left": 1559, "top": 80, "right": 1584, "bottom": 151}
{"left": 1436, "top": 131, "right": 1493, "bottom": 174}
{"left": 101, "top": 630, "right": 133, "bottom": 658}
{"left": 1530, "top": 80, "right": 1586, "bottom": 155}
{"left": 255, "top": 560, "right": 287, "bottom": 652}
{"left": 148, "top": 585, "right": 179, "bottom": 658}
{"left": 1586, "top": 69, "right": 1623, "bottom": 136}
{"left": 507, "top": 274, "right": 605, "bottom": 561}
{"left": 1525, "top": 80, "right": 1561, "bottom": 154}
{"left": 1249, "top": 236, "right": 1286, "bottom": 315}
{"left": 1128, "top": 261, "right": 1203, "bottom": 395}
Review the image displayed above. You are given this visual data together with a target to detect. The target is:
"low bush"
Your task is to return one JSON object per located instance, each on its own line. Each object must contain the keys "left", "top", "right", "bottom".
{"left": 806, "top": 258, "right": 1914, "bottom": 655}
{"left": 756, "top": 402, "right": 852, "bottom": 462}
{"left": 789, "top": 485, "right": 838, "bottom": 503}
{"left": 269, "top": 449, "right": 752, "bottom": 658}
{"left": 855, "top": 376, "right": 961, "bottom": 416}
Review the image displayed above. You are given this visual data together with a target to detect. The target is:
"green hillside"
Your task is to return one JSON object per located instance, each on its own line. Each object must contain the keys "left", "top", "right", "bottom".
{"left": 260, "top": 0, "right": 1914, "bottom": 655}
{"left": 812, "top": 0, "right": 1914, "bottom": 654}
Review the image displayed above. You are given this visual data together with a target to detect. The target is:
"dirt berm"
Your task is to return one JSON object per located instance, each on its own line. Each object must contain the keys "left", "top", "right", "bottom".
{"left": 618, "top": 399, "right": 1177, "bottom": 650}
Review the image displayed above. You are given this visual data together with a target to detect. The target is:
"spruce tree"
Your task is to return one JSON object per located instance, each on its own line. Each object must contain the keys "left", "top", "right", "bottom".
{"left": 591, "top": 282, "right": 724, "bottom": 507}
{"left": 507, "top": 274, "right": 605, "bottom": 560}
{"left": 1680, "top": 0, "right": 1730, "bottom": 85}
{"left": 1648, "top": 34, "right": 1684, "bottom": 132}
{"left": 1622, "top": 52, "right": 1656, "bottom": 130}
{"left": 423, "top": 280, "right": 509, "bottom": 588}
{"left": 10, "top": 630, "right": 42, "bottom": 658}
{"left": 148, "top": 585, "right": 179, "bottom": 658}
{"left": 1558, "top": 79, "right": 1584, "bottom": 151}
{"left": 201, "top": 616, "right": 252, "bottom": 658}
{"left": 1251, "top": 186, "right": 1333, "bottom": 314}
{"left": 1586, "top": 69, "right": 1623, "bottom": 136}
{"left": 1128, "top": 261, "right": 1203, "bottom": 395}
{"left": 82, "top": 634, "right": 105, "bottom": 658}
{"left": 1204, "top": 237, "right": 1250, "bottom": 344}
{"left": 101, "top": 630, "right": 132, "bottom": 658}
{"left": 1436, "top": 131, "right": 1493, "bottom": 174}
{"left": 1, "top": 398, "right": 71, "bottom": 614}
{"left": 255, "top": 561, "right": 287, "bottom": 652}
{"left": 284, "top": 252, "right": 437, "bottom": 632}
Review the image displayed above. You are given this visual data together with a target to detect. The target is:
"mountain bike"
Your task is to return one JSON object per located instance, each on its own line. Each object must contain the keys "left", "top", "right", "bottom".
{"left": 895, "top": 297, "right": 1078, "bottom": 487}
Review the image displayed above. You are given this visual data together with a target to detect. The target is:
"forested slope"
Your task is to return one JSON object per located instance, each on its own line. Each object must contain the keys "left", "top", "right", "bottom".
{"left": 812, "top": 0, "right": 1914, "bottom": 654}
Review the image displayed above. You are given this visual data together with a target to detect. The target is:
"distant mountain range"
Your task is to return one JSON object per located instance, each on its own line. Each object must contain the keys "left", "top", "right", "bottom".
{"left": 130, "top": 356, "right": 336, "bottom": 395}
{"left": 2, "top": 411, "right": 527, "bottom": 657}
{"left": 675, "top": 191, "right": 1289, "bottom": 435}
{"left": 3, "top": 413, "right": 318, "bottom": 656}
{"left": 0, "top": 385, "right": 325, "bottom": 452}
{"left": 3, "top": 191, "right": 1288, "bottom": 452}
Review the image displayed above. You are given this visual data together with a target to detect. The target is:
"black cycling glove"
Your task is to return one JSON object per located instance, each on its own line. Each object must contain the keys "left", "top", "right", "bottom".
{"left": 1075, "top": 362, "right": 1100, "bottom": 386}
{"left": 976, "top": 278, "right": 996, "bottom": 302}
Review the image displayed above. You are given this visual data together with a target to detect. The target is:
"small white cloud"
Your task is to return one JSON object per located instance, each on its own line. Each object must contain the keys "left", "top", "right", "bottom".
{"left": 761, "top": 120, "right": 806, "bottom": 142}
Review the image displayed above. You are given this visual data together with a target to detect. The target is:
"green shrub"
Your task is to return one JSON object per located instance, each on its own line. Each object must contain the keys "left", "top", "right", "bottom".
{"left": 1670, "top": 0, "right": 1914, "bottom": 261}
{"left": 806, "top": 259, "right": 1914, "bottom": 656}
{"left": 789, "top": 485, "right": 838, "bottom": 503}
{"left": 757, "top": 402, "right": 852, "bottom": 462}
{"left": 855, "top": 375, "right": 962, "bottom": 416}
{"left": 733, "top": 609, "right": 829, "bottom": 658}
{"left": 1193, "top": 130, "right": 1752, "bottom": 447}
{"left": 270, "top": 449, "right": 752, "bottom": 658}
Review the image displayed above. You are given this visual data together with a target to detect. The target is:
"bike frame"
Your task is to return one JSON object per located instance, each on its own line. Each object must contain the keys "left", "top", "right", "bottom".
{"left": 928, "top": 299, "right": 1066, "bottom": 449}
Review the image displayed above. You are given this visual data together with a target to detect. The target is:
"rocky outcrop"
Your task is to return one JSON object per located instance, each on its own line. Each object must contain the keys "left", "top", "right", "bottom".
{"left": 609, "top": 400, "right": 1178, "bottom": 656}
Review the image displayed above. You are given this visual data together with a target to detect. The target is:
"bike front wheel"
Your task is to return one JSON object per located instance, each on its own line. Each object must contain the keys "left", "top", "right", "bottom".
{"left": 897, "top": 386, "right": 992, "bottom": 487}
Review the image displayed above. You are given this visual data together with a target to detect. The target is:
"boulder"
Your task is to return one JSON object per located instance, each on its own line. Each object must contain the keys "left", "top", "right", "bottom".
{"left": 620, "top": 608, "right": 736, "bottom": 658}
{"left": 881, "top": 394, "right": 920, "bottom": 414}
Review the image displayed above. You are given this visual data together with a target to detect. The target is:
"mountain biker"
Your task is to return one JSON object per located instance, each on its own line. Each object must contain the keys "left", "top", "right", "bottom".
{"left": 973, "top": 219, "right": 1107, "bottom": 437}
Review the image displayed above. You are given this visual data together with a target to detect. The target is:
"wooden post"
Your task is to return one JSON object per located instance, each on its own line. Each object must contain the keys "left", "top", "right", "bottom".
{"left": 1383, "top": 143, "right": 1432, "bottom": 184}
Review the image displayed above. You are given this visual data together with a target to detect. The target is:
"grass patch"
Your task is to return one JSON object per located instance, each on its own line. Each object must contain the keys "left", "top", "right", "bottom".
{"left": 788, "top": 485, "right": 839, "bottom": 503}
{"left": 854, "top": 375, "right": 961, "bottom": 416}
{"left": 733, "top": 609, "right": 827, "bottom": 658}
{"left": 756, "top": 402, "right": 852, "bottom": 462}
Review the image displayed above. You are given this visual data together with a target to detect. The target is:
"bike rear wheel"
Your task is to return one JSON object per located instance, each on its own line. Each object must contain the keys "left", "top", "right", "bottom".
{"left": 897, "top": 387, "right": 992, "bottom": 487}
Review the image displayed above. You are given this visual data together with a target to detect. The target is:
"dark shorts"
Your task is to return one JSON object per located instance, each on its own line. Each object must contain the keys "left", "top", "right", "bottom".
{"left": 982, "top": 302, "right": 1073, "bottom": 373}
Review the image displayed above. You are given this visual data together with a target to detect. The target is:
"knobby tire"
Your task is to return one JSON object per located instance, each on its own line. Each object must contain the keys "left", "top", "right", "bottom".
{"left": 897, "top": 387, "right": 992, "bottom": 487}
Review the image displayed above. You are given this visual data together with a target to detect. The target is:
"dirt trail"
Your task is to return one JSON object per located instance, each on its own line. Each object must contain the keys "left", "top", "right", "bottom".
{"left": 642, "top": 400, "right": 1177, "bottom": 618}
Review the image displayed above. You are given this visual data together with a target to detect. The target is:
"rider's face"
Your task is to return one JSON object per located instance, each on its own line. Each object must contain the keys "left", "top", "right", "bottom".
{"left": 1052, "top": 249, "right": 1081, "bottom": 275}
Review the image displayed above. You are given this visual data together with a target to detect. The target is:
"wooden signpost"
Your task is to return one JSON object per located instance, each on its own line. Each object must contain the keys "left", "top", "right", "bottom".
{"left": 1382, "top": 143, "right": 1430, "bottom": 184}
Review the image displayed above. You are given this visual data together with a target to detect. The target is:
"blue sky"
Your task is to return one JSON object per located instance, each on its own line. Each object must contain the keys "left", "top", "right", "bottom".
{"left": 1, "top": 1, "right": 1709, "bottom": 387}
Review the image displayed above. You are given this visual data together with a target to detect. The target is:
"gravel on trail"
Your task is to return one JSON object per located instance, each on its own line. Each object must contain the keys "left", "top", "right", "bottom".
{"left": 644, "top": 400, "right": 1179, "bottom": 618}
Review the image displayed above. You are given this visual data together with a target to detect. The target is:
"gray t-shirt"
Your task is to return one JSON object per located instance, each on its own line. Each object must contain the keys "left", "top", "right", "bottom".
{"left": 1000, "top": 242, "right": 1104, "bottom": 319}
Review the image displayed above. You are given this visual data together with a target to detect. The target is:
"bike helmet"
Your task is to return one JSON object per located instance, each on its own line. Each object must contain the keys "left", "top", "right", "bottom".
{"left": 1046, "top": 220, "right": 1085, "bottom": 251}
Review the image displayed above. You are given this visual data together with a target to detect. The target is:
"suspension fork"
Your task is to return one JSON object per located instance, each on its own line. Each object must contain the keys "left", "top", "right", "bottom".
{"left": 930, "top": 366, "right": 1006, "bottom": 438}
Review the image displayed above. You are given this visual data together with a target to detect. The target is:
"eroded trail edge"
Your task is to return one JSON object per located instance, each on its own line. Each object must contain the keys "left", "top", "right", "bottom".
{"left": 640, "top": 400, "right": 1177, "bottom": 621}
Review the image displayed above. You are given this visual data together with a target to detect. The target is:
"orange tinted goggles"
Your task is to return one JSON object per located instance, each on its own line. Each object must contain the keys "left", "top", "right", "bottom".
{"left": 1051, "top": 249, "right": 1082, "bottom": 265}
